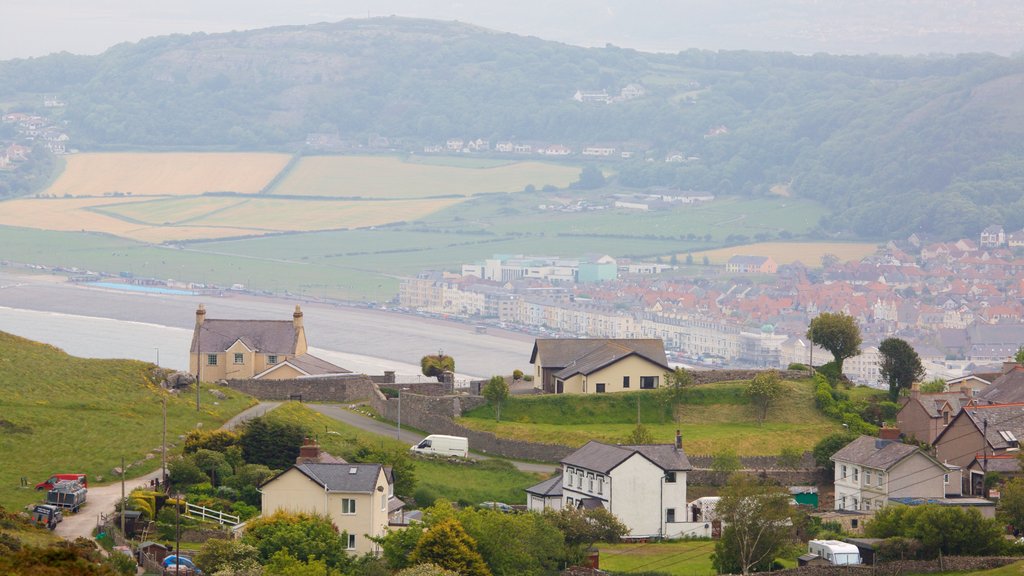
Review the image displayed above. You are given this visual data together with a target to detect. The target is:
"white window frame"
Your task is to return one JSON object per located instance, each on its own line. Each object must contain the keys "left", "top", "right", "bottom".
{"left": 347, "top": 534, "right": 356, "bottom": 550}
{"left": 206, "top": 353, "right": 217, "bottom": 366}
{"left": 267, "top": 354, "right": 278, "bottom": 365}
{"left": 841, "top": 465, "right": 847, "bottom": 479}
{"left": 342, "top": 498, "right": 356, "bottom": 515}
{"left": 233, "top": 352, "right": 244, "bottom": 364}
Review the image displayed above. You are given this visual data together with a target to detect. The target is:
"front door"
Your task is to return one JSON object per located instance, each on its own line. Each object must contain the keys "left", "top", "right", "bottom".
{"left": 556, "top": 380, "right": 563, "bottom": 394}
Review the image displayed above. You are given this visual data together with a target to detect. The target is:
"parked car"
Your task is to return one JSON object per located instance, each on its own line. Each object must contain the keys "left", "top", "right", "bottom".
{"left": 479, "top": 501, "right": 513, "bottom": 513}
{"left": 35, "top": 474, "right": 87, "bottom": 491}
{"left": 31, "top": 504, "right": 63, "bottom": 529}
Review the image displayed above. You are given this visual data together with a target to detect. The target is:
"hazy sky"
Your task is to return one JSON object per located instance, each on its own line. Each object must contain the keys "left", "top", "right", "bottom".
{"left": 2, "top": 0, "right": 1022, "bottom": 61}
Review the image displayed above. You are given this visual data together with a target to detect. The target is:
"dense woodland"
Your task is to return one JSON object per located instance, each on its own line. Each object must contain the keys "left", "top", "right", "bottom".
{"left": 2, "top": 17, "right": 1024, "bottom": 240}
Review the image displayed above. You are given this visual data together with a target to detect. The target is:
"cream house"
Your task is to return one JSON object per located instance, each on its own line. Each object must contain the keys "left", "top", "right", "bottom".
{"left": 831, "top": 436, "right": 953, "bottom": 513}
{"left": 189, "top": 304, "right": 348, "bottom": 381}
{"left": 260, "top": 463, "right": 394, "bottom": 555}
{"left": 530, "top": 338, "right": 670, "bottom": 394}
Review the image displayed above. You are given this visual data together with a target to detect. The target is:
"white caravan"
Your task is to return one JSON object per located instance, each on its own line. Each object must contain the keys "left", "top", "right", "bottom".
{"left": 807, "top": 540, "right": 861, "bottom": 565}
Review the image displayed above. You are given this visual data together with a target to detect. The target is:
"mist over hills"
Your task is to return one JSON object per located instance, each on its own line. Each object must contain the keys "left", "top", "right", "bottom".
{"left": 3, "top": 17, "right": 1024, "bottom": 240}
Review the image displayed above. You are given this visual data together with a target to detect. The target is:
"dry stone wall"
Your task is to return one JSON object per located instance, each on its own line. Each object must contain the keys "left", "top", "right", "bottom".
{"left": 773, "top": 557, "right": 1018, "bottom": 576}
{"left": 222, "top": 374, "right": 376, "bottom": 402}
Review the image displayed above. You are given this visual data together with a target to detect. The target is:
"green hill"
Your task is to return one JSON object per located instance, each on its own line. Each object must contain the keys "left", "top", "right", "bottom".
{"left": 460, "top": 378, "right": 846, "bottom": 456}
{"left": 3, "top": 17, "right": 1024, "bottom": 238}
{"left": 0, "top": 331, "right": 254, "bottom": 510}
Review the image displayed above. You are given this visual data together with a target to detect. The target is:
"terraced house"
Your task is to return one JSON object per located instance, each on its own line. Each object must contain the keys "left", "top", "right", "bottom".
{"left": 189, "top": 304, "right": 348, "bottom": 381}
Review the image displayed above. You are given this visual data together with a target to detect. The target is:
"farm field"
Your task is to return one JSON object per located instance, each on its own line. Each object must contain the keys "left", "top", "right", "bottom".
{"left": 45, "top": 152, "right": 290, "bottom": 197}
{"left": 262, "top": 402, "right": 545, "bottom": 506}
{"left": 691, "top": 241, "right": 879, "bottom": 266}
{"left": 459, "top": 378, "right": 844, "bottom": 455}
{"left": 273, "top": 155, "right": 579, "bottom": 198}
{"left": 0, "top": 331, "right": 256, "bottom": 511}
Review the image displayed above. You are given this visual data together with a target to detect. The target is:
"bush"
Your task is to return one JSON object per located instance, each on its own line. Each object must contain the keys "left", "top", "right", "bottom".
{"left": 523, "top": 375, "right": 533, "bottom": 382}
{"left": 414, "top": 487, "right": 439, "bottom": 508}
{"left": 512, "top": 369, "right": 524, "bottom": 380}
{"left": 787, "top": 363, "right": 809, "bottom": 371}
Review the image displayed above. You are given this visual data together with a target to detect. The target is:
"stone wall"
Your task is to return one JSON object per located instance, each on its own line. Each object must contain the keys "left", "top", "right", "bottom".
{"left": 223, "top": 374, "right": 376, "bottom": 402}
{"left": 688, "top": 468, "right": 826, "bottom": 487}
{"left": 773, "top": 556, "right": 1019, "bottom": 576}
{"left": 688, "top": 453, "right": 816, "bottom": 470}
{"left": 692, "top": 369, "right": 811, "bottom": 384}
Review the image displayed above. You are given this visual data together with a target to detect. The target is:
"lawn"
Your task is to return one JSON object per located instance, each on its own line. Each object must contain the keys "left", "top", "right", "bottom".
{"left": 272, "top": 155, "right": 579, "bottom": 199}
{"left": 459, "top": 379, "right": 844, "bottom": 455}
{"left": 599, "top": 540, "right": 717, "bottom": 575}
{"left": 0, "top": 331, "right": 256, "bottom": 510}
{"left": 259, "top": 402, "right": 547, "bottom": 506}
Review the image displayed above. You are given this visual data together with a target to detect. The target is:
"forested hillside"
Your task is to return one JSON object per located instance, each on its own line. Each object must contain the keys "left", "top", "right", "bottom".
{"left": 2, "top": 17, "right": 1024, "bottom": 239}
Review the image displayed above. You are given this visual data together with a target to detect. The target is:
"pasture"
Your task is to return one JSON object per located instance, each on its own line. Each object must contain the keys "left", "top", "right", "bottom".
{"left": 272, "top": 155, "right": 579, "bottom": 198}
{"left": 598, "top": 540, "right": 717, "bottom": 575}
{"left": 691, "top": 241, "right": 879, "bottom": 266}
{"left": 45, "top": 152, "right": 290, "bottom": 196}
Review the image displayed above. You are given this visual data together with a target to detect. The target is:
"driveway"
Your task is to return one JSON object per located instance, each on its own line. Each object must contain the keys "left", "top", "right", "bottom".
{"left": 307, "top": 404, "right": 557, "bottom": 474}
{"left": 55, "top": 402, "right": 281, "bottom": 541}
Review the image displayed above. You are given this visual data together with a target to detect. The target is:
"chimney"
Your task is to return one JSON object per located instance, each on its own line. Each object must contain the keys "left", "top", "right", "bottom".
{"left": 960, "top": 385, "right": 972, "bottom": 397}
{"left": 878, "top": 426, "right": 901, "bottom": 441}
{"left": 675, "top": 429, "right": 682, "bottom": 450}
{"left": 297, "top": 437, "right": 320, "bottom": 463}
{"left": 910, "top": 382, "right": 920, "bottom": 399}
{"left": 293, "top": 304, "right": 304, "bottom": 329}
{"left": 1003, "top": 361, "right": 1018, "bottom": 374}
{"left": 195, "top": 304, "right": 206, "bottom": 326}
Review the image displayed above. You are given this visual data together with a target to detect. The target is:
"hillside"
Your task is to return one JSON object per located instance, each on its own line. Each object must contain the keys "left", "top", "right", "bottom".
{"left": 2, "top": 17, "right": 1024, "bottom": 239}
{"left": 0, "top": 331, "right": 254, "bottom": 510}
{"left": 459, "top": 378, "right": 845, "bottom": 456}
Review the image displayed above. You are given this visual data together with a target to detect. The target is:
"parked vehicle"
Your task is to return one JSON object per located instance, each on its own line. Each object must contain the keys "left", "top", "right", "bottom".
{"left": 31, "top": 504, "right": 63, "bottom": 529}
{"left": 163, "top": 555, "right": 202, "bottom": 575}
{"left": 35, "top": 474, "right": 87, "bottom": 491}
{"left": 479, "top": 501, "right": 513, "bottom": 513}
{"left": 807, "top": 540, "right": 861, "bottom": 565}
{"left": 46, "top": 480, "right": 87, "bottom": 512}
{"left": 410, "top": 435, "right": 469, "bottom": 458}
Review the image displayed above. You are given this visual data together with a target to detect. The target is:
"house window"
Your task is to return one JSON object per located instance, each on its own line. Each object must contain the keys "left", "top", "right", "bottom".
{"left": 381, "top": 492, "right": 387, "bottom": 511}
{"left": 853, "top": 497, "right": 859, "bottom": 510}
{"left": 267, "top": 355, "right": 278, "bottom": 365}
{"left": 840, "top": 496, "right": 846, "bottom": 509}
{"left": 877, "top": 472, "right": 884, "bottom": 486}
{"left": 865, "top": 470, "right": 871, "bottom": 485}
{"left": 640, "top": 376, "right": 658, "bottom": 389}
{"left": 588, "top": 473, "right": 594, "bottom": 492}
{"left": 853, "top": 468, "right": 859, "bottom": 482}
{"left": 596, "top": 383, "right": 606, "bottom": 393}
{"left": 944, "top": 473, "right": 950, "bottom": 484}
{"left": 577, "top": 474, "right": 583, "bottom": 488}
{"left": 623, "top": 376, "right": 630, "bottom": 388}
{"left": 566, "top": 497, "right": 574, "bottom": 507}
{"left": 943, "top": 411, "right": 950, "bottom": 425}
{"left": 841, "top": 465, "right": 847, "bottom": 479}
{"left": 234, "top": 353, "right": 244, "bottom": 364}
{"left": 342, "top": 499, "right": 356, "bottom": 514}
{"left": 597, "top": 476, "right": 604, "bottom": 495}
{"left": 666, "top": 508, "right": 676, "bottom": 523}
{"left": 206, "top": 354, "right": 217, "bottom": 366}
{"left": 865, "top": 500, "right": 872, "bottom": 511}
{"left": 347, "top": 534, "right": 356, "bottom": 550}
{"left": 665, "top": 472, "right": 676, "bottom": 483}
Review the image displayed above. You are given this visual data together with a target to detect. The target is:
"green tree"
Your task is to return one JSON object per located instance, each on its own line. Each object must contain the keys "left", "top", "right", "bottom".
{"left": 663, "top": 366, "right": 694, "bottom": 425}
{"left": 242, "top": 511, "right": 350, "bottom": 570}
{"left": 1016, "top": 345, "right": 1024, "bottom": 365}
{"left": 191, "top": 448, "right": 233, "bottom": 487}
{"left": 712, "top": 449, "right": 742, "bottom": 476}
{"left": 806, "top": 312, "right": 862, "bottom": 374}
{"left": 920, "top": 377, "right": 947, "bottom": 393}
{"left": 184, "top": 429, "right": 240, "bottom": 454}
{"left": 812, "top": 433, "right": 857, "bottom": 472}
{"left": 746, "top": 370, "right": 783, "bottom": 425}
{"left": 457, "top": 507, "right": 564, "bottom": 576}
{"left": 879, "top": 337, "right": 925, "bottom": 401}
{"left": 865, "top": 504, "right": 1006, "bottom": 557}
{"left": 543, "top": 507, "right": 628, "bottom": 565}
{"left": 410, "top": 518, "right": 492, "bottom": 576}
{"left": 396, "top": 565, "right": 459, "bottom": 576}
{"left": 238, "top": 417, "right": 306, "bottom": 470}
{"left": 685, "top": 253, "right": 694, "bottom": 265}
{"left": 373, "top": 523, "right": 426, "bottom": 571}
{"left": 481, "top": 375, "right": 510, "bottom": 422}
{"left": 421, "top": 354, "right": 455, "bottom": 381}
{"left": 624, "top": 422, "right": 654, "bottom": 444}
{"left": 350, "top": 445, "right": 417, "bottom": 500}
{"left": 574, "top": 165, "right": 606, "bottom": 189}
{"left": 195, "top": 539, "right": 261, "bottom": 575}
{"left": 997, "top": 477, "right": 1024, "bottom": 533}
{"left": 264, "top": 550, "right": 345, "bottom": 576}
{"left": 710, "top": 475, "right": 794, "bottom": 576}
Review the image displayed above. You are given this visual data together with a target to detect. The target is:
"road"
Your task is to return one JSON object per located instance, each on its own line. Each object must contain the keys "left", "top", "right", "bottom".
{"left": 307, "top": 404, "right": 557, "bottom": 474}
{"left": 55, "top": 403, "right": 278, "bottom": 541}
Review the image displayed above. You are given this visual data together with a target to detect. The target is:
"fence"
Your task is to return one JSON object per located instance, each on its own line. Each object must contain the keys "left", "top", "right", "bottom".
{"left": 184, "top": 502, "right": 239, "bottom": 526}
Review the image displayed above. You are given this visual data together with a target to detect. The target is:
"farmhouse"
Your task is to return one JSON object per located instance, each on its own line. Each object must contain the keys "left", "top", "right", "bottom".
{"left": 530, "top": 338, "right": 670, "bottom": 394}
{"left": 261, "top": 462, "right": 398, "bottom": 555}
{"left": 529, "top": 434, "right": 699, "bottom": 539}
{"left": 189, "top": 304, "right": 349, "bottom": 381}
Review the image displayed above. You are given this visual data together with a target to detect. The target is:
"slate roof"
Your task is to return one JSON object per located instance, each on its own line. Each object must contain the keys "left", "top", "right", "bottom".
{"left": 531, "top": 338, "right": 667, "bottom": 367}
{"left": 909, "top": 391, "right": 971, "bottom": 418}
{"left": 970, "top": 455, "right": 1020, "bottom": 474}
{"left": 282, "top": 354, "right": 350, "bottom": 376}
{"left": 192, "top": 319, "right": 297, "bottom": 354}
{"left": 561, "top": 440, "right": 691, "bottom": 474}
{"left": 263, "top": 463, "right": 385, "bottom": 493}
{"left": 959, "top": 403, "right": 1024, "bottom": 451}
{"left": 977, "top": 367, "right": 1024, "bottom": 404}
{"left": 830, "top": 436, "right": 924, "bottom": 471}
{"left": 525, "top": 475, "right": 564, "bottom": 497}
{"left": 553, "top": 343, "right": 669, "bottom": 379}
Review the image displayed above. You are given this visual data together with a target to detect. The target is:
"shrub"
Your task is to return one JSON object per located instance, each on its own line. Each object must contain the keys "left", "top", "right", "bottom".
{"left": 512, "top": 369, "right": 524, "bottom": 380}
{"left": 184, "top": 429, "right": 240, "bottom": 454}
{"left": 787, "top": 363, "right": 809, "bottom": 371}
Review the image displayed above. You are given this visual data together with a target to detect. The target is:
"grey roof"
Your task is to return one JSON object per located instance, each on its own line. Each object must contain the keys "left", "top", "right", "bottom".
{"left": 525, "top": 475, "right": 563, "bottom": 497}
{"left": 830, "top": 436, "right": 924, "bottom": 471}
{"left": 264, "top": 463, "right": 385, "bottom": 493}
{"left": 977, "top": 368, "right": 1024, "bottom": 404}
{"left": 579, "top": 497, "right": 605, "bottom": 510}
{"left": 910, "top": 392, "right": 971, "bottom": 418}
{"left": 970, "top": 456, "right": 1020, "bottom": 473}
{"left": 285, "top": 354, "right": 351, "bottom": 376}
{"left": 562, "top": 440, "right": 691, "bottom": 474}
{"left": 192, "top": 319, "right": 298, "bottom": 354}
{"left": 554, "top": 342, "right": 670, "bottom": 379}
{"left": 531, "top": 338, "right": 667, "bottom": 367}
{"left": 960, "top": 404, "right": 1024, "bottom": 450}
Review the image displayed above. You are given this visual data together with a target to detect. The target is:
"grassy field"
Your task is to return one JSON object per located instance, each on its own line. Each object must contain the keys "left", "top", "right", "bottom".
{"left": 0, "top": 331, "right": 256, "bottom": 511}
{"left": 45, "top": 152, "right": 291, "bottom": 197}
{"left": 925, "top": 561, "right": 1024, "bottom": 576}
{"left": 598, "top": 540, "right": 718, "bottom": 575}
{"left": 690, "top": 241, "right": 879, "bottom": 266}
{"left": 273, "top": 155, "right": 579, "bottom": 198}
{"left": 459, "top": 378, "right": 844, "bottom": 455}
{"left": 258, "top": 402, "right": 547, "bottom": 506}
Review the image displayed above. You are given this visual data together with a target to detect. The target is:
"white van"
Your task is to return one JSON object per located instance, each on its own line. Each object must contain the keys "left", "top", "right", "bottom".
{"left": 807, "top": 540, "right": 861, "bottom": 565}
{"left": 410, "top": 435, "right": 469, "bottom": 458}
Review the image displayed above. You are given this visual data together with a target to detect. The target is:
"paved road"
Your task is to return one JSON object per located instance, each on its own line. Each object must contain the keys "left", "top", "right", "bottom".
{"left": 308, "top": 404, "right": 557, "bottom": 474}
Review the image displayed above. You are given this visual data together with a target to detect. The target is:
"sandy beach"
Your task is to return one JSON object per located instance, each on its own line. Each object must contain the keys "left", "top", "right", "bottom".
{"left": 0, "top": 271, "right": 534, "bottom": 380}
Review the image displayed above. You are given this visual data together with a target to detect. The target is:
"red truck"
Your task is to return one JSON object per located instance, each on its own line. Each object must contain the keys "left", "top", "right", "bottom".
{"left": 35, "top": 474, "right": 87, "bottom": 491}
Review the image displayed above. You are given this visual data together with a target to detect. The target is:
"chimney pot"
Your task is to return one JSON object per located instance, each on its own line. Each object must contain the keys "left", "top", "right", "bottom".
{"left": 675, "top": 429, "right": 682, "bottom": 449}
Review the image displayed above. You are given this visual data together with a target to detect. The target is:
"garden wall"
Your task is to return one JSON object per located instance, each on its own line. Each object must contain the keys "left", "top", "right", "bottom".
{"left": 773, "top": 556, "right": 1019, "bottom": 576}
{"left": 692, "top": 369, "right": 811, "bottom": 384}
{"left": 223, "top": 374, "right": 376, "bottom": 402}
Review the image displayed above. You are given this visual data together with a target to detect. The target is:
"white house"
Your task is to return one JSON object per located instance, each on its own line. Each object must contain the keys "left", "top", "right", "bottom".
{"left": 528, "top": 434, "right": 711, "bottom": 539}
{"left": 831, "top": 436, "right": 953, "bottom": 513}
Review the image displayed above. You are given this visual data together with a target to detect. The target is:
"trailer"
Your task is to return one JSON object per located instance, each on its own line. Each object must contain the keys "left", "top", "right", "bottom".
{"left": 807, "top": 539, "right": 861, "bottom": 565}
{"left": 46, "top": 480, "right": 87, "bottom": 512}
